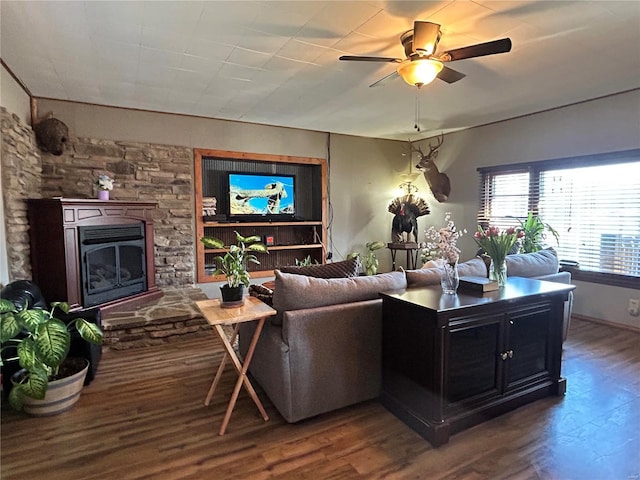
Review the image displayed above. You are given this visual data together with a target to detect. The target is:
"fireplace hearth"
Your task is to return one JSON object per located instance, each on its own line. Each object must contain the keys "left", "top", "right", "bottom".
{"left": 27, "top": 198, "right": 162, "bottom": 312}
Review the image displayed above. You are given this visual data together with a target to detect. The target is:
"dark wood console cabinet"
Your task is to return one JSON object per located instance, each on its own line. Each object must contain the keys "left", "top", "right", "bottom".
{"left": 27, "top": 198, "right": 162, "bottom": 312}
{"left": 380, "top": 277, "right": 575, "bottom": 447}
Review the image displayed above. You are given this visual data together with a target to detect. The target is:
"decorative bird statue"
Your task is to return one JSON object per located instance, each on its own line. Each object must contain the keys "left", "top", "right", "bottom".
{"left": 388, "top": 194, "right": 430, "bottom": 243}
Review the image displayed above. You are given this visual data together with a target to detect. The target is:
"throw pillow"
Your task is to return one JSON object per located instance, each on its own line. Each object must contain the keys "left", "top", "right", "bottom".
{"left": 271, "top": 270, "right": 407, "bottom": 325}
{"left": 248, "top": 283, "right": 274, "bottom": 307}
{"left": 279, "top": 257, "right": 359, "bottom": 279}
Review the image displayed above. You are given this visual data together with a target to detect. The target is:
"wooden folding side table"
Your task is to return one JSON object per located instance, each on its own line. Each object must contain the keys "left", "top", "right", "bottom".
{"left": 195, "top": 296, "right": 276, "bottom": 435}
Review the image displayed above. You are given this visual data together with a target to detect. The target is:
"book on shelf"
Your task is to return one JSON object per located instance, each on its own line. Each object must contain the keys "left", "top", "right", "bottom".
{"left": 459, "top": 276, "right": 499, "bottom": 292}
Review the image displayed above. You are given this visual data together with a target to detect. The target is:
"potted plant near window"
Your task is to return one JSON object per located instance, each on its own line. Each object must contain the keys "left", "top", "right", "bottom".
{"left": 201, "top": 231, "right": 268, "bottom": 307}
{"left": 517, "top": 212, "right": 559, "bottom": 253}
{"left": 0, "top": 299, "right": 103, "bottom": 416}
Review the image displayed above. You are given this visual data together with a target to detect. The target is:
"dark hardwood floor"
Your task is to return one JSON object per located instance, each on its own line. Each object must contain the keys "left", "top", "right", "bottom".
{"left": 2, "top": 318, "right": 638, "bottom": 479}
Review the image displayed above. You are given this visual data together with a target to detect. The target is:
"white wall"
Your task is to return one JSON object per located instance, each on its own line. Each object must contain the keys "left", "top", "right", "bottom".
{"left": 413, "top": 89, "right": 640, "bottom": 329}
{"left": 0, "top": 63, "right": 31, "bottom": 286}
{"left": 1, "top": 64, "right": 30, "bottom": 123}
{"left": 327, "top": 133, "right": 407, "bottom": 266}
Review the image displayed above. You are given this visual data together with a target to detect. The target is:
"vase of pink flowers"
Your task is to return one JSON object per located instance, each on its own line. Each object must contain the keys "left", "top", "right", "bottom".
{"left": 473, "top": 226, "right": 524, "bottom": 287}
{"left": 424, "top": 213, "right": 466, "bottom": 294}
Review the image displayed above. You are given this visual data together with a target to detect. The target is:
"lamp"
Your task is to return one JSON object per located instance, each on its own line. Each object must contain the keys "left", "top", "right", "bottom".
{"left": 397, "top": 58, "right": 444, "bottom": 88}
{"left": 398, "top": 172, "right": 421, "bottom": 195}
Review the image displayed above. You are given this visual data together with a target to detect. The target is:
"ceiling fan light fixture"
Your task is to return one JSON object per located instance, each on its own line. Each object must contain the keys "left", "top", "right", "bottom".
{"left": 412, "top": 21, "right": 441, "bottom": 56}
{"left": 397, "top": 58, "right": 444, "bottom": 87}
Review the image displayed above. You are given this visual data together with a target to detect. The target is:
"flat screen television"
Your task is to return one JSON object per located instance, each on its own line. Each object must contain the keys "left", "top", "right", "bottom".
{"left": 228, "top": 172, "right": 296, "bottom": 220}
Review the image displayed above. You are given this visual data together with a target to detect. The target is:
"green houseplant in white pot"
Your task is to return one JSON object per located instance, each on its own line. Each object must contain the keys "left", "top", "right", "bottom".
{"left": 201, "top": 231, "right": 268, "bottom": 307}
{"left": 0, "top": 299, "right": 103, "bottom": 415}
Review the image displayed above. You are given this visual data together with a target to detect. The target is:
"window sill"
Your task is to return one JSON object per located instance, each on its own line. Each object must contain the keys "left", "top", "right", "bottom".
{"left": 560, "top": 267, "right": 640, "bottom": 290}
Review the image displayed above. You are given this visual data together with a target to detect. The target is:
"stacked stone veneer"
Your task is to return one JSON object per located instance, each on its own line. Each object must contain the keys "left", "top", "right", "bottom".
{"left": 0, "top": 106, "right": 196, "bottom": 287}
{"left": 102, "top": 287, "right": 210, "bottom": 350}
{"left": 1, "top": 107, "right": 41, "bottom": 280}
{"left": 40, "top": 137, "right": 195, "bottom": 287}
{"left": 1, "top": 107, "right": 208, "bottom": 347}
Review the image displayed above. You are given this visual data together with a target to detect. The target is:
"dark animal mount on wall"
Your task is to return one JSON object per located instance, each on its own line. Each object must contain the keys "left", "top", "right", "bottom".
{"left": 413, "top": 133, "right": 451, "bottom": 202}
{"left": 33, "top": 113, "right": 69, "bottom": 156}
{"left": 388, "top": 194, "right": 430, "bottom": 243}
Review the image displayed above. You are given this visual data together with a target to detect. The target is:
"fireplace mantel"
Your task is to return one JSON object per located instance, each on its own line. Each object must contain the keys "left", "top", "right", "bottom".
{"left": 27, "top": 198, "right": 162, "bottom": 312}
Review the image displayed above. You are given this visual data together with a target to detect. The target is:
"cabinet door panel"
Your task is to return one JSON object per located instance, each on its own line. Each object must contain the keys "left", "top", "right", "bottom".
{"left": 447, "top": 317, "right": 502, "bottom": 405}
{"left": 507, "top": 305, "right": 551, "bottom": 388}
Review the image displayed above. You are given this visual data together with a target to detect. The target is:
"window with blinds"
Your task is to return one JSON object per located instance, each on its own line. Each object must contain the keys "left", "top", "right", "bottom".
{"left": 478, "top": 149, "right": 640, "bottom": 288}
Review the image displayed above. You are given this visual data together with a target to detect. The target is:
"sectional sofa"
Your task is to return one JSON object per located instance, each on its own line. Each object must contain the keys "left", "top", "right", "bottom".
{"left": 239, "top": 248, "right": 573, "bottom": 423}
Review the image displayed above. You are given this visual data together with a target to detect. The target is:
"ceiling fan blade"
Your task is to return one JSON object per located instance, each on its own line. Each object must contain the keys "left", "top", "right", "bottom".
{"left": 369, "top": 70, "right": 400, "bottom": 88}
{"left": 437, "top": 66, "right": 466, "bottom": 84}
{"left": 412, "top": 21, "right": 441, "bottom": 55}
{"left": 443, "top": 38, "right": 512, "bottom": 62}
{"left": 339, "top": 55, "right": 402, "bottom": 63}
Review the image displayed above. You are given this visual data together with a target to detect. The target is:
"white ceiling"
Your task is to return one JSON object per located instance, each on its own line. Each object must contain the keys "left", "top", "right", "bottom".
{"left": 2, "top": 1, "right": 639, "bottom": 140}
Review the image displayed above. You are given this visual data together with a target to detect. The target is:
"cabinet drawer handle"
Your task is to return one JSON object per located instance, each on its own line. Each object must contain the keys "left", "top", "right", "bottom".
{"left": 500, "top": 350, "right": 514, "bottom": 361}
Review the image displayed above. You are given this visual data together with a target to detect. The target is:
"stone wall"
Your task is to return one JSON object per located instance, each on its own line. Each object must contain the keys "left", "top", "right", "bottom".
{"left": 1, "top": 107, "right": 41, "bottom": 280}
{"left": 39, "top": 138, "right": 195, "bottom": 287}
{"left": 1, "top": 108, "right": 196, "bottom": 287}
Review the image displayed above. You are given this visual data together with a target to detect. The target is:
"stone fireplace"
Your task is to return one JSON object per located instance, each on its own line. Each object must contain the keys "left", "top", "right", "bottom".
{"left": 27, "top": 198, "right": 162, "bottom": 312}
{"left": 1, "top": 106, "right": 195, "bottom": 288}
{"left": 1, "top": 107, "right": 208, "bottom": 348}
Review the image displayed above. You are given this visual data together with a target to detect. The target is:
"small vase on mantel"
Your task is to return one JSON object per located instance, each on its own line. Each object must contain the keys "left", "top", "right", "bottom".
{"left": 440, "top": 261, "right": 459, "bottom": 294}
{"left": 97, "top": 190, "right": 110, "bottom": 201}
{"left": 489, "top": 258, "right": 508, "bottom": 287}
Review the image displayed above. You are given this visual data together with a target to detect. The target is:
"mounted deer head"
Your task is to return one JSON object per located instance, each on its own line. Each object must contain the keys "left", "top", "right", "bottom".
{"left": 413, "top": 133, "right": 450, "bottom": 202}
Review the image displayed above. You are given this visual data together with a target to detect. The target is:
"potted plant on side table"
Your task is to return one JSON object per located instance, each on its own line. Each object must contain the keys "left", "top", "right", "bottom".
{"left": 0, "top": 299, "right": 103, "bottom": 416}
{"left": 201, "top": 231, "right": 269, "bottom": 307}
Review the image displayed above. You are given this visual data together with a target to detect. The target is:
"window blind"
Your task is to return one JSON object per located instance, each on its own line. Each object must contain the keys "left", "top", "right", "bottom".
{"left": 478, "top": 150, "right": 640, "bottom": 280}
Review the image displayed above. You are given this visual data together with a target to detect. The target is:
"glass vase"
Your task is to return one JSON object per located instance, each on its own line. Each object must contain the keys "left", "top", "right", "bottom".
{"left": 440, "top": 261, "right": 459, "bottom": 294}
{"left": 98, "top": 190, "right": 110, "bottom": 200}
{"left": 489, "top": 258, "right": 507, "bottom": 287}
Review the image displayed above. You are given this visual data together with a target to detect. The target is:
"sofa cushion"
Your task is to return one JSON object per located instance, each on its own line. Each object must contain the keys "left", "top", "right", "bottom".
{"left": 271, "top": 270, "right": 407, "bottom": 325}
{"left": 279, "top": 257, "right": 359, "bottom": 279}
{"left": 505, "top": 248, "right": 559, "bottom": 277}
{"left": 406, "top": 257, "right": 488, "bottom": 288}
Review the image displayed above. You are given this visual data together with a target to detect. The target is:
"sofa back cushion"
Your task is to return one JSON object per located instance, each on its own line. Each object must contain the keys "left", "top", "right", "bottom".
{"left": 272, "top": 270, "right": 407, "bottom": 325}
{"left": 279, "top": 258, "right": 359, "bottom": 279}
{"left": 406, "top": 257, "right": 487, "bottom": 288}
{"left": 505, "top": 248, "right": 559, "bottom": 277}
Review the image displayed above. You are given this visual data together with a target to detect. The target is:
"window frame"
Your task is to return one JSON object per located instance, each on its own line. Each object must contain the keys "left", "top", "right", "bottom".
{"left": 478, "top": 149, "right": 640, "bottom": 290}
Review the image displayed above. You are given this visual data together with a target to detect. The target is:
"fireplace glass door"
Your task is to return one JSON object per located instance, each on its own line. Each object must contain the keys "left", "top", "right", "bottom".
{"left": 80, "top": 224, "right": 147, "bottom": 307}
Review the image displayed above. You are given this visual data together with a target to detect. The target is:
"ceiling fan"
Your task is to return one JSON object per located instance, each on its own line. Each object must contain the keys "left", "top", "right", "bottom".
{"left": 339, "top": 21, "right": 512, "bottom": 88}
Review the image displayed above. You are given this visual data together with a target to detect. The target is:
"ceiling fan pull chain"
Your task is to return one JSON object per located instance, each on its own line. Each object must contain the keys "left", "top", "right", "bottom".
{"left": 414, "top": 88, "right": 421, "bottom": 132}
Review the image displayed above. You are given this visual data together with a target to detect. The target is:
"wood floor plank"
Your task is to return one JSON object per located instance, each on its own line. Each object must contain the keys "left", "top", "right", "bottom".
{"left": 2, "top": 318, "right": 639, "bottom": 479}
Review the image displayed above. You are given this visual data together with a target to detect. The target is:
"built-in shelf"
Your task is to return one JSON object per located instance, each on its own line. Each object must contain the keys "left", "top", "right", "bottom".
{"left": 194, "top": 149, "right": 327, "bottom": 284}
